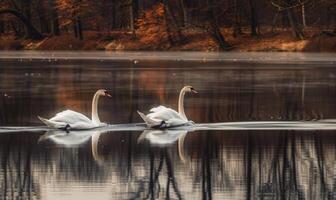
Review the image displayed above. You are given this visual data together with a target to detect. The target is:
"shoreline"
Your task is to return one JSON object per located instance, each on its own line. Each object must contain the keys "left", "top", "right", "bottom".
{"left": 1, "top": 28, "right": 335, "bottom": 52}
{"left": 0, "top": 51, "right": 335, "bottom": 65}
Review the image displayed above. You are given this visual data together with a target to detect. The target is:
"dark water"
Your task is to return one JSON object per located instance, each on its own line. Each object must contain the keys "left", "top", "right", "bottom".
{"left": 0, "top": 54, "right": 336, "bottom": 199}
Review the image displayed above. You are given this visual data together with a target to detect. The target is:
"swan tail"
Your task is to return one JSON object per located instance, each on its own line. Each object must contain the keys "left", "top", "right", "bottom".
{"left": 37, "top": 116, "right": 56, "bottom": 128}
{"left": 137, "top": 111, "right": 160, "bottom": 128}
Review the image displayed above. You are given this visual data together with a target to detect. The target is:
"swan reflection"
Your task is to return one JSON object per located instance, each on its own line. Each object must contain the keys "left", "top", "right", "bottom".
{"left": 138, "top": 129, "right": 189, "bottom": 163}
{"left": 91, "top": 131, "right": 110, "bottom": 165}
{"left": 38, "top": 128, "right": 109, "bottom": 147}
{"left": 137, "top": 129, "right": 187, "bottom": 146}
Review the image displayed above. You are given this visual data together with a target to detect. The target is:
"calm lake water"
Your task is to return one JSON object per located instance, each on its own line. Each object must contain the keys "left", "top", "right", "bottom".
{"left": 0, "top": 52, "right": 335, "bottom": 200}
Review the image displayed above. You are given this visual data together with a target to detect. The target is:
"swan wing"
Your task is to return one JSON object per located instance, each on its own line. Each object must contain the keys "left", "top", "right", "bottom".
{"left": 69, "top": 121, "right": 101, "bottom": 129}
{"left": 137, "top": 111, "right": 162, "bottom": 128}
{"left": 50, "top": 110, "right": 92, "bottom": 125}
{"left": 38, "top": 116, "right": 67, "bottom": 129}
{"left": 165, "top": 118, "right": 189, "bottom": 127}
{"left": 148, "top": 106, "right": 184, "bottom": 122}
{"left": 149, "top": 105, "right": 170, "bottom": 113}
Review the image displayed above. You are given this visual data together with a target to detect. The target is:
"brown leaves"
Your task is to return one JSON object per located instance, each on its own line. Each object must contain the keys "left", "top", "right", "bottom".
{"left": 136, "top": 3, "right": 175, "bottom": 49}
{"left": 56, "top": 0, "right": 90, "bottom": 28}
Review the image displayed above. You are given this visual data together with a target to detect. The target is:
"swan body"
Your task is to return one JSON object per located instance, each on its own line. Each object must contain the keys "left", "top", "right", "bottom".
{"left": 38, "top": 110, "right": 101, "bottom": 129}
{"left": 138, "top": 86, "right": 197, "bottom": 128}
{"left": 138, "top": 106, "right": 188, "bottom": 128}
{"left": 38, "top": 89, "right": 111, "bottom": 130}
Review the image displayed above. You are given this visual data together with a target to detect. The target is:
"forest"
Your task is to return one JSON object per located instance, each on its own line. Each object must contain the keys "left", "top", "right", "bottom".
{"left": 0, "top": 0, "right": 335, "bottom": 51}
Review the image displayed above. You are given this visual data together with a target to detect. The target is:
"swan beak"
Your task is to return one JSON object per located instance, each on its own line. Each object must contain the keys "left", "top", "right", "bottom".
{"left": 191, "top": 89, "right": 198, "bottom": 94}
{"left": 105, "top": 93, "right": 112, "bottom": 98}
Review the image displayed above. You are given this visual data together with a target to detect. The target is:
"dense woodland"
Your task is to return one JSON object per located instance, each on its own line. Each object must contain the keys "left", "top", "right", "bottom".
{"left": 0, "top": 0, "right": 335, "bottom": 50}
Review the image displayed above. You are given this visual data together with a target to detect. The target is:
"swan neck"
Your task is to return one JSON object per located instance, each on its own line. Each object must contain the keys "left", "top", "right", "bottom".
{"left": 178, "top": 88, "right": 187, "bottom": 120}
{"left": 92, "top": 92, "right": 101, "bottom": 124}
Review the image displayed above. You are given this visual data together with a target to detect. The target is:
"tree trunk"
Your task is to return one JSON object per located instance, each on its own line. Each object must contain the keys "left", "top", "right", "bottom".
{"left": 73, "top": 19, "right": 78, "bottom": 38}
{"left": 332, "top": 7, "right": 336, "bottom": 33}
{"left": 10, "top": 21, "right": 21, "bottom": 36}
{"left": 129, "top": 0, "right": 135, "bottom": 37}
{"left": 179, "top": 0, "right": 188, "bottom": 27}
{"left": 49, "top": 0, "right": 60, "bottom": 35}
{"left": 0, "top": 21, "right": 4, "bottom": 34}
{"left": 129, "top": 0, "right": 134, "bottom": 30}
{"left": 111, "top": 0, "right": 116, "bottom": 29}
{"left": 51, "top": 13, "right": 60, "bottom": 36}
{"left": 72, "top": 10, "right": 83, "bottom": 40}
{"left": 233, "top": 0, "right": 242, "bottom": 37}
{"left": 21, "top": 0, "right": 32, "bottom": 38}
{"left": 0, "top": 9, "right": 43, "bottom": 39}
{"left": 163, "top": 0, "right": 183, "bottom": 43}
{"left": 301, "top": 4, "right": 306, "bottom": 28}
{"left": 76, "top": 16, "right": 83, "bottom": 40}
{"left": 38, "top": 13, "right": 50, "bottom": 34}
{"left": 71, "top": 0, "right": 83, "bottom": 40}
{"left": 285, "top": 0, "right": 304, "bottom": 39}
{"left": 133, "top": 0, "right": 139, "bottom": 19}
{"left": 162, "top": 1, "right": 174, "bottom": 46}
{"left": 36, "top": 0, "right": 50, "bottom": 34}
{"left": 287, "top": 8, "right": 304, "bottom": 39}
{"left": 248, "top": 0, "right": 258, "bottom": 37}
{"left": 207, "top": 2, "right": 232, "bottom": 50}
{"left": 282, "top": 11, "right": 289, "bottom": 28}
{"left": 271, "top": 11, "right": 279, "bottom": 33}
{"left": 210, "top": 22, "right": 232, "bottom": 50}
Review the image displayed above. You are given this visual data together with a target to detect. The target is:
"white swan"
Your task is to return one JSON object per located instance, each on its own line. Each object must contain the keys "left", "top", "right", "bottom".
{"left": 137, "top": 86, "right": 198, "bottom": 128}
{"left": 38, "top": 89, "right": 111, "bottom": 130}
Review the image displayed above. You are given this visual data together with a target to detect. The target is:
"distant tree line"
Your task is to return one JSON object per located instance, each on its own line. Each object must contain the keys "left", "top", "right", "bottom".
{"left": 0, "top": 0, "right": 335, "bottom": 49}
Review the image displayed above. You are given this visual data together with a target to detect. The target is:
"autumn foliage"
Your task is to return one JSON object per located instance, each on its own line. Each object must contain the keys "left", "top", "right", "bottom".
{"left": 0, "top": 0, "right": 335, "bottom": 51}
{"left": 137, "top": 3, "right": 173, "bottom": 49}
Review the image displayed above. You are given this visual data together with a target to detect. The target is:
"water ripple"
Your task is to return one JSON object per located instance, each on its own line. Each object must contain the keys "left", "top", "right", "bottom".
{"left": 2, "top": 120, "right": 336, "bottom": 134}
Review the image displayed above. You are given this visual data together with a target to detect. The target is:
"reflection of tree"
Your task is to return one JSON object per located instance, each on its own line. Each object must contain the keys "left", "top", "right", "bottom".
{"left": 313, "top": 132, "right": 331, "bottom": 199}
{"left": 201, "top": 132, "right": 213, "bottom": 200}
{"left": 0, "top": 130, "right": 335, "bottom": 199}
{"left": 132, "top": 148, "right": 183, "bottom": 200}
{"left": 128, "top": 67, "right": 138, "bottom": 123}
{"left": 252, "top": 131, "right": 335, "bottom": 199}
{"left": 0, "top": 135, "right": 40, "bottom": 199}
{"left": 245, "top": 132, "right": 252, "bottom": 200}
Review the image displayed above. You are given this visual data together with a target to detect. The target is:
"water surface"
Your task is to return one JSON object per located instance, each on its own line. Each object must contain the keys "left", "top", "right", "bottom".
{"left": 0, "top": 52, "right": 335, "bottom": 200}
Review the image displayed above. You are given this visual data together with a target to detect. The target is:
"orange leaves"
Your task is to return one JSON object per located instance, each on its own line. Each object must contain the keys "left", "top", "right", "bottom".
{"left": 56, "top": 0, "right": 90, "bottom": 28}
{"left": 136, "top": 3, "right": 172, "bottom": 49}
{"left": 56, "top": 0, "right": 88, "bottom": 13}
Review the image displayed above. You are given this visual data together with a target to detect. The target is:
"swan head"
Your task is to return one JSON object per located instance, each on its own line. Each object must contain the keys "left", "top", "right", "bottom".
{"left": 97, "top": 89, "right": 112, "bottom": 97}
{"left": 184, "top": 86, "right": 198, "bottom": 94}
